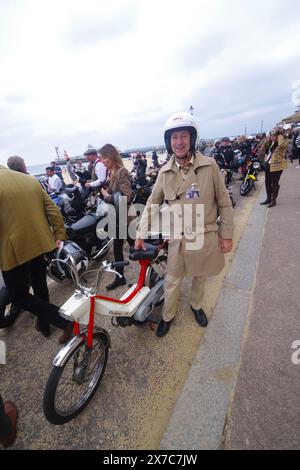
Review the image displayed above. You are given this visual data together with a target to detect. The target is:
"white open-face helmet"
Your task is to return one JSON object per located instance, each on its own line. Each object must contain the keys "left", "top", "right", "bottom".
{"left": 164, "top": 112, "right": 198, "bottom": 155}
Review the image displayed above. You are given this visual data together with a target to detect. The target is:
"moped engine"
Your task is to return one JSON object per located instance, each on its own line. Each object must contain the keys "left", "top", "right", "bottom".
{"left": 115, "top": 317, "right": 134, "bottom": 328}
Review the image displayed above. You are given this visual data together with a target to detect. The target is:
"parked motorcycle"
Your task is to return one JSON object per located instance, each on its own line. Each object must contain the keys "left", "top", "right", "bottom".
{"left": 46, "top": 211, "right": 112, "bottom": 283}
{"left": 0, "top": 207, "right": 112, "bottom": 324}
{"left": 132, "top": 182, "right": 153, "bottom": 206}
{"left": 239, "top": 157, "right": 261, "bottom": 196}
{"left": 54, "top": 185, "right": 85, "bottom": 223}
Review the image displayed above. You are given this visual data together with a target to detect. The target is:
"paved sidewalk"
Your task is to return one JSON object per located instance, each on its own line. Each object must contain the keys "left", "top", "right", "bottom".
{"left": 224, "top": 164, "right": 300, "bottom": 450}
{"left": 161, "top": 164, "right": 300, "bottom": 450}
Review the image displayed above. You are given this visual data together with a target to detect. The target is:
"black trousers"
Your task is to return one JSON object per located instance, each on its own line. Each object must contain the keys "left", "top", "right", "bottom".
{"left": 294, "top": 147, "right": 300, "bottom": 165}
{"left": 0, "top": 394, "right": 11, "bottom": 439}
{"left": 2, "top": 256, "right": 68, "bottom": 330}
{"left": 264, "top": 168, "right": 282, "bottom": 200}
{"left": 113, "top": 228, "right": 134, "bottom": 276}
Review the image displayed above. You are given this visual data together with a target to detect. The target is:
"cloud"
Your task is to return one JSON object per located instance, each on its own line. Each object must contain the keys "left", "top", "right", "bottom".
{"left": 177, "top": 31, "right": 232, "bottom": 71}
{"left": 66, "top": 5, "right": 139, "bottom": 48}
{"left": 0, "top": 0, "right": 300, "bottom": 165}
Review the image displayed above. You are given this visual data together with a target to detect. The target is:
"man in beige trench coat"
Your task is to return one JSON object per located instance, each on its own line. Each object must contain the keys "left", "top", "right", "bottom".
{"left": 135, "top": 112, "right": 234, "bottom": 337}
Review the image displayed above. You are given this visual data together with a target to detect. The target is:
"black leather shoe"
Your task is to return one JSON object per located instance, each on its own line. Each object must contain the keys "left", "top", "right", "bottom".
{"left": 106, "top": 276, "right": 126, "bottom": 291}
{"left": 260, "top": 199, "right": 271, "bottom": 205}
{"left": 156, "top": 319, "right": 173, "bottom": 337}
{"left": 35, "top": 319, "right": 51, "bottom": 338}
{"left": 191, "top": 307, "right": 208, "bottom": 327}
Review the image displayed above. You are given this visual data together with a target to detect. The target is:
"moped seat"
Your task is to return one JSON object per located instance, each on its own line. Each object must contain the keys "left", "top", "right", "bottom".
{"left": 66, "top": 214, "right": 98, "bottom": 237}
{"left": 129, "top": 243, "right": 157, "bottom": 261}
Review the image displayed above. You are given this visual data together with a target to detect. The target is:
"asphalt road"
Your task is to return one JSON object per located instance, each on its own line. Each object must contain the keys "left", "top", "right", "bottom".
{"left": 0, "top": 173, "right": 263, "bottom": 449}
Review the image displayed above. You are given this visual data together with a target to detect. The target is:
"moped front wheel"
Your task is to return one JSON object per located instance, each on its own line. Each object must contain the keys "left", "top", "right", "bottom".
{"left": 43, "top": 331, "right": 109, "bottom": 425}
{"left": 240, "top": 179, "right": 254, "bottom": 196}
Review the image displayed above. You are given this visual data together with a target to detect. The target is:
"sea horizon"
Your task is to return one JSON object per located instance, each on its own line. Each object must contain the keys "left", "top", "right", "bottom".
{"left": 27, "top": 153, "right": 134, "bottom": 176}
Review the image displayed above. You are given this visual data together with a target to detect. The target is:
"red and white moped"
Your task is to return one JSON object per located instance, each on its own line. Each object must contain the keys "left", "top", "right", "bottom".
{"left": 43, "top": 239, "right": 168, "bottom": 424}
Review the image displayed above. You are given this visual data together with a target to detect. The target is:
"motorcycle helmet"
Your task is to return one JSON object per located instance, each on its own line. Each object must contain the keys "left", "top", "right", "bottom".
{"left": 164, "top": 112, "right": 198, "bottom": 155}
{"left": 47, "top": 241, "right": 89, "bottom": 282}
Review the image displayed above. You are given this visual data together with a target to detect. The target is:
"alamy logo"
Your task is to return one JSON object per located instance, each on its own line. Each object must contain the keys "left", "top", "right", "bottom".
{"left": 291, "top": 340, "right": 300, "bottom": 365}
{"left": 96, "top": 197, "right": 205, "bottom": 251}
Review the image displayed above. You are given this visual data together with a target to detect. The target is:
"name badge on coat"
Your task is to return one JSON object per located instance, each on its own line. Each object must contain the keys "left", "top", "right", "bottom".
{"left": 185, "top": 183, "right": 200, "bottom": 199}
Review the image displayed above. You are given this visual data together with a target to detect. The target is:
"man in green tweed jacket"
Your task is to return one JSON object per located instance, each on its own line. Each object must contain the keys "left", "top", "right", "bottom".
{"left": 0, "top": 165, "right": 73, "bottom": 342}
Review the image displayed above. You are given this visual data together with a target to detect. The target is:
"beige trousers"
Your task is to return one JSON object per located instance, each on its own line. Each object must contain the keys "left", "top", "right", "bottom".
{"left": 162, "top": 274, "right": 207, "bottom": 322}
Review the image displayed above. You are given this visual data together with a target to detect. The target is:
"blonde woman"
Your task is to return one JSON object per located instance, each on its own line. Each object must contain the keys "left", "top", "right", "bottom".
{"left": 100, "top": 144, "right": 133, "bottom": 290}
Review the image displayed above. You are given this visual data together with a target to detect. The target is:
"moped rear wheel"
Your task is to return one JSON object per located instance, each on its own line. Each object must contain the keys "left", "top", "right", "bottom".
{"left": 43, "top": 332, "right": 109, "bottom": 424}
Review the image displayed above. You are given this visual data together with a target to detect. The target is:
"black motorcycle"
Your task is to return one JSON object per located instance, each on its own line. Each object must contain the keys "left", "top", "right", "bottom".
{"left": 0, "top": 210, "right": 112, "bottom": 325}
{"left": 132, "top": 182, "right": 152, "bottom": 206}
{"left": 45, "top": 211, "right": 112, "bottom": 283}
{"left": 130, "top": 168, "right": 153, "bottom": 206}
{"left": 240, "top": 157, "right": 261, "bottom": 196}
{"left": 57, "top": 185, "right": 85, "bottom": 222}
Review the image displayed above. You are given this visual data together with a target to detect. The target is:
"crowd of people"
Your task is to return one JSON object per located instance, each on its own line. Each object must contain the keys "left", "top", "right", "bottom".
{"left": 198, "top": 126, "right": 299, "bottom": 207}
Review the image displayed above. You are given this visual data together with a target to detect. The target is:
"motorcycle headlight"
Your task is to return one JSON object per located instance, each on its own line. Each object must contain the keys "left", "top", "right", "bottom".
{"left": 96, "top": 226, "right": 107, "bottom": 240}
{"left": 253, "top": 162, "right": 260, "bottom": 170}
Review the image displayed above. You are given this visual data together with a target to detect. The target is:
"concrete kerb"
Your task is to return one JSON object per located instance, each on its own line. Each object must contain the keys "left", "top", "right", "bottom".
{"left": 160, "top": 185, "right": 269, "bottom": 450}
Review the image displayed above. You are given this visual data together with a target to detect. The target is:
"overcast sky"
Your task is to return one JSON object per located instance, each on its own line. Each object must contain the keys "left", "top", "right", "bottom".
{"left": 0, "top": 0, "right": 300, "bottom": 166}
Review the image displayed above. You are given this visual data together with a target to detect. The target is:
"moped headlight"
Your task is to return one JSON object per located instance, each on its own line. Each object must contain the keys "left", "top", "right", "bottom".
{"left": 253, "top": 162, "right": 260, "bottom": 170}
